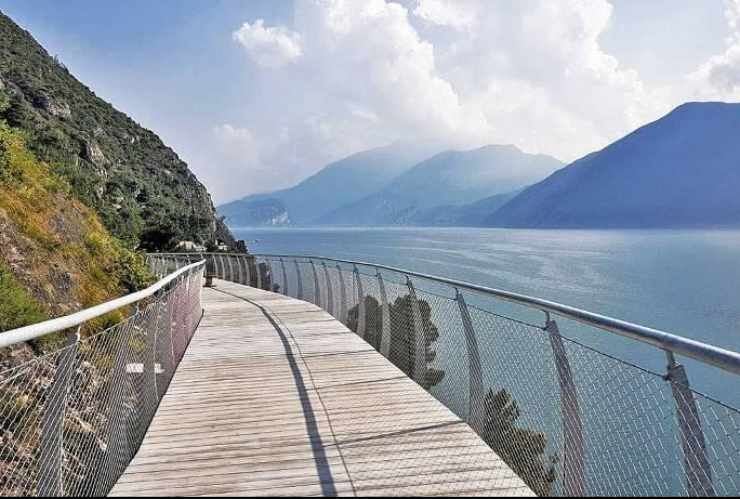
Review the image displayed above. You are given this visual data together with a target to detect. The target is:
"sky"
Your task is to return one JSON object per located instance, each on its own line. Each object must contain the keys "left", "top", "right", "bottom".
{"left": 1, "top": 0, "right": 739, "bottom": 204}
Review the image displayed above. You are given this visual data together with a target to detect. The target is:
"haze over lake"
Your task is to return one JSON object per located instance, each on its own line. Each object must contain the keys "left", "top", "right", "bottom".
{"left": 236, "top": 226, "right": 740, "bottom": 402}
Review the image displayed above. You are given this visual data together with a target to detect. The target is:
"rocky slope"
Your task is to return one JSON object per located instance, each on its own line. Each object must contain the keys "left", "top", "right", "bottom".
{"left": 0, "top": 11, "right": 233, "bottom": 248}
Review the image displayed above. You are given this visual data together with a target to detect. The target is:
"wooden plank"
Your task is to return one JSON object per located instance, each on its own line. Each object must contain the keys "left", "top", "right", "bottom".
{"left": 110, "top": 280, "right": 534, "bottom": 497}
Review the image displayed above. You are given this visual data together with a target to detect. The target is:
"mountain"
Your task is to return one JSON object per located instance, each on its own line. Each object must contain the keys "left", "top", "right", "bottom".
{"left": 321, "top": 145, "right": 562, "bottom": 225}
{"left": 408, "top": 190, "right": 522, "bottom": 226}
{"left": 488, "top": 102, "right": 740, "bottom": 228}
{"left": 227, "top": 198, "right": 290, "bottom": 226}
{"left": 0, "top": 11, "right": 233, "bottom": 249}
{"left": 218, "top": 142, "right": 437, "bottom": 226}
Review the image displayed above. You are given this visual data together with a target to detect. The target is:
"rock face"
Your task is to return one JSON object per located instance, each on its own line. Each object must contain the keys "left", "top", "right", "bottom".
{"left": 0, "top": 11, "right": 234, "bottom": 248}
{"left": 488, "top": 102, "right": 740, "bottom": 228}
{"left": 37, "top": 94, "right": 72, "bottom": 119}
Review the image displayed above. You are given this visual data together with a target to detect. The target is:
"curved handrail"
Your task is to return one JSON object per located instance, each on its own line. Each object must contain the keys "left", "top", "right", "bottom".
{"left": 0, "top": 260, "right": 206, "bottom": 349}
{"left": 219, "top": 252, "right": 740, "bottom": 376}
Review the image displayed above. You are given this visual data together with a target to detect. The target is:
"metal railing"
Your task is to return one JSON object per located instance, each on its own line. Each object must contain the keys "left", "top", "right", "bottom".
{"left": 0, "top": 259, "right": 204, "bottom": 496}
{"left": 154, "top": 251, "right": 740, "bottom": 497}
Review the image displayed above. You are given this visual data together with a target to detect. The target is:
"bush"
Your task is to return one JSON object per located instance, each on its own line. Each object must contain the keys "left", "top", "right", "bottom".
{"left": 0, "top": 262, "right": 46, "bottom": 332}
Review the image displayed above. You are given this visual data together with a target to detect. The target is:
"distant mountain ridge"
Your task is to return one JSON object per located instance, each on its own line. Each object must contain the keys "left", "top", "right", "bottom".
{"left": 320, "top": 145, "right": 562, "bottom": 225}
{"left": 219, "top": 142, "right": 438, "bottom": 226}
{"left": 488, "top": 102, "right": 740, "bottom": 228}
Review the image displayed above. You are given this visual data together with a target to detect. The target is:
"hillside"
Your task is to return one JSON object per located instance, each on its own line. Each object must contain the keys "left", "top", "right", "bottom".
{"left": 488, "top": 102, "right": 740, "bottom": 228}
{"left": 0, "top": 11, "right": 233, "bottom": 248}
{"left": 0, "top": 122, "right": 149, "bottom": 336}
{"left": 322, "top": 145, "right": 561, "bottom": 225}
{"left": 219, "top": 142, "right": 437, "bottom": 226}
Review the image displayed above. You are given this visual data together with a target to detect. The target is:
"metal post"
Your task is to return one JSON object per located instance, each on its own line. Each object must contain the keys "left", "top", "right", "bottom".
{"left": 38, "top": 330, "right": 79, "bottom": 497}
{"left": 106, "top": 322, "right": 133, "bottom": 482}
{"left": 456, "top": 290, "right": 485, "bottom": 434}
{"left": 244, "top": 256, "right": 252, "bottom": 287}
{"left": 280, "top": 258, "right": 289, "bottom": 296}
{"left": 406, "top": 276, "right": 427, "bottom": 385}
{"left": 353, "top": 265, "right": 366, "bottom": 339}
{"left": 322, "top": 262, "right": 334, "bottom": 317}
{"left": 337, "top": 264, "right": 347, "bottom": 324}
{"left": 377, "top": 270, "right": 391, "bottom": 357}
{"left": 236, "top": 255, "right": 245, "bottom": 285}
{"left": 546, "top": 319, "right": 585, "bottom": 497}
{"left": 310, "top": 260, "right": 321, "bottom": 307}
{"left": 666, "top": 352, "right": 715, "bottom": 497}
{"left": 226, "top": 255, "right": 235, "bottom": 282}
{"left": 256, "top": 258, "right": 263, "bottom": 290}
{"left": 295, "top": 260, "right": 304, "bottom": 300}
{"left": 266, "top": 259, "right": 274, "bottom": 291}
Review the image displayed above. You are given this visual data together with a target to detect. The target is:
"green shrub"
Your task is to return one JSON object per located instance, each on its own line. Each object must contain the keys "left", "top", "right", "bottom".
{"left": 0, "top": 262, "right": 46, "bottom": 332}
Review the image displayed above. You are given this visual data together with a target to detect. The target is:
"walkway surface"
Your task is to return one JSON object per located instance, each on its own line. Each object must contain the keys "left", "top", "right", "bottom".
{"left": 110, "top": 280, "right": 533, "bottom": 497}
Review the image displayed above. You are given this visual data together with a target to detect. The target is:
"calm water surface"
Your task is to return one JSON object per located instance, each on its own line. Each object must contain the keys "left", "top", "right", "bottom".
{"left": 234, "top": 226, "right": 740, "bottom": 403}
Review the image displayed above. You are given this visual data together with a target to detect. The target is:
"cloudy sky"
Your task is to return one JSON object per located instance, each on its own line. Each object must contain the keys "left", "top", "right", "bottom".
{"left": 2, "top": 0, "right": 740, "bottom": 203}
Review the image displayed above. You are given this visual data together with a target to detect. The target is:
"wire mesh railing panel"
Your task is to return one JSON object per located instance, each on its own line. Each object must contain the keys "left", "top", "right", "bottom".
{"left": 0, "top": 261, "right": 203, "bottom": 497}
{"left": 146, "top": 253, "right": 740, "bottom": 497}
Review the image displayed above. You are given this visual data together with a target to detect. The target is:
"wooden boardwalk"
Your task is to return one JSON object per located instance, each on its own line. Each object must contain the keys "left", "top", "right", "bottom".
{"left": 110, "top": 280, "right": 533, "bottom": 497}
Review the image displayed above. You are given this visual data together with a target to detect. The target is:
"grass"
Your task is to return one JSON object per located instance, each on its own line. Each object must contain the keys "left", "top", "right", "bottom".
{"left": 0, "top": 120, "right": 154, "bottom": 337}
{"left": 0, "top": 261, "right": 45, "bottom": 331}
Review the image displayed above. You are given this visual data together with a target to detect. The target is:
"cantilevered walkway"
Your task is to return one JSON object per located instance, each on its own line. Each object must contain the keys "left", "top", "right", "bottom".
{"left": 109, "top": 280, "right": 533, "bottom": 497}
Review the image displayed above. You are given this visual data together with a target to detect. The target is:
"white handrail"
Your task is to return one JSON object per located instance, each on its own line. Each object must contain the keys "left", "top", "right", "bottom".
{"left": 0, "top": 260, "right": 205, "bottom": 349}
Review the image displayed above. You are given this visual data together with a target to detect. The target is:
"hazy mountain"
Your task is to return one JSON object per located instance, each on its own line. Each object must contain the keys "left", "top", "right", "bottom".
{"left": 321, "top": 145, "right": 562, "bottom": 225}
{"left": 408, "top": 190, "right": 522, "bottom": 226}
{"left": 219, "top": 142, "right": 438, "bottom": 225}
{"left": 488, "top": 102, "right": 740, "bottom": 228}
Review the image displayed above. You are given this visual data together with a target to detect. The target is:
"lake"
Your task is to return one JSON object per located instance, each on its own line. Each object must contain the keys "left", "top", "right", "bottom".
{"left": 235, "top": 226, "right": 740, "bottom": 400}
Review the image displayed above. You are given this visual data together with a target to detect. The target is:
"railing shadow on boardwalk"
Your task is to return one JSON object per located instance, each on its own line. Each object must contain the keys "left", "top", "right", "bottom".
{"left": 215, "top": 288, "right": 339, "bottom": 496}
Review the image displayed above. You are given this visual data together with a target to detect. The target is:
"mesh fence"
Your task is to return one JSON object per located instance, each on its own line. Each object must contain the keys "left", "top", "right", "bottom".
{"left": 172, "top": 252, "right": 738, "bottom": 498}
{"left": 0, "top": 260, "right": 203, "bottom": 496}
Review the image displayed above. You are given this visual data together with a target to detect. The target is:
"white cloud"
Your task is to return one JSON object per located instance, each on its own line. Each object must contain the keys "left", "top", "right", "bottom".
{"left": 221, "top": 0, "right": 736, "bottom": 199}
{"left": 413, "top": 0, "right": 476, "bottom": 30}
{"left": 689, "top": 1, "right": 740, "bottom": 99}
{"left": 233, "top": 19, "right": 303, "bottom": 68}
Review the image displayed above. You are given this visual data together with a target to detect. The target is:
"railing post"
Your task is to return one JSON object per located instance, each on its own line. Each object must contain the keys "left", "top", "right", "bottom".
{"left": 337, "top": 264, "right": 347, "bottom": 324}
{"left": 353, "top": 265, "right": 366, "bottom": 339}
{"left": 377, "top": 270, "right": 391, "bottom": 357}
{"left": 546, "top": 319, "right": 585, "bottom": 497}
{"left": 236, "top": 255, "right": 245, "bottom": 285}
{"left": 310, "top": 260, "right": 321, "bottom": 306}
{"left": 666, "top": 352, "right": 715, "bottom": 497}
{"left": 266, "top": 259, "right": 274, "bottom": 291}
{"left": 295, "top": 260, "right": 304, "bottom": 300}
{"left": 456, "top": 290, "right": 485, "bottom": 434}
{"left": 244, "top": 256, "right": 252, "bottom": 287}
{"left": 226, "top": 254, "right": 235, "bottom": 282}
{"left": 322, "top": 262, "right": 334, "bottom": 317}
{"left": 256, "top": 258, "right": 263, "bottom": 290}
{"left": 280, "top": 258, "right": 289, "bottom": 296}
{"left": 38, "top": 329, "right": 79, "bottom": 497}
{"left": 405, "top": 276, "right": 427, "bottom": 385}
{"left": 106, "top": 321, "right": 133, "bottom": 483}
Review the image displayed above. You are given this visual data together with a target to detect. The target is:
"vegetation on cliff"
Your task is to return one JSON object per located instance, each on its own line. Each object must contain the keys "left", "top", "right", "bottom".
{"left": 0, "top": 11, "right": 233, "bottom": 249}
{"left": 0, "top": 120, "right": 150, "bottom": 335}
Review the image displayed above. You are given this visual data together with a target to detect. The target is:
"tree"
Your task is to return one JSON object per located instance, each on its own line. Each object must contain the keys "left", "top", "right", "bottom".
{"left": 348, "top": 294, "right": 445, "bottom": 390}
{"left": 480, "top": 388, "right": 558, "bottom": 496}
